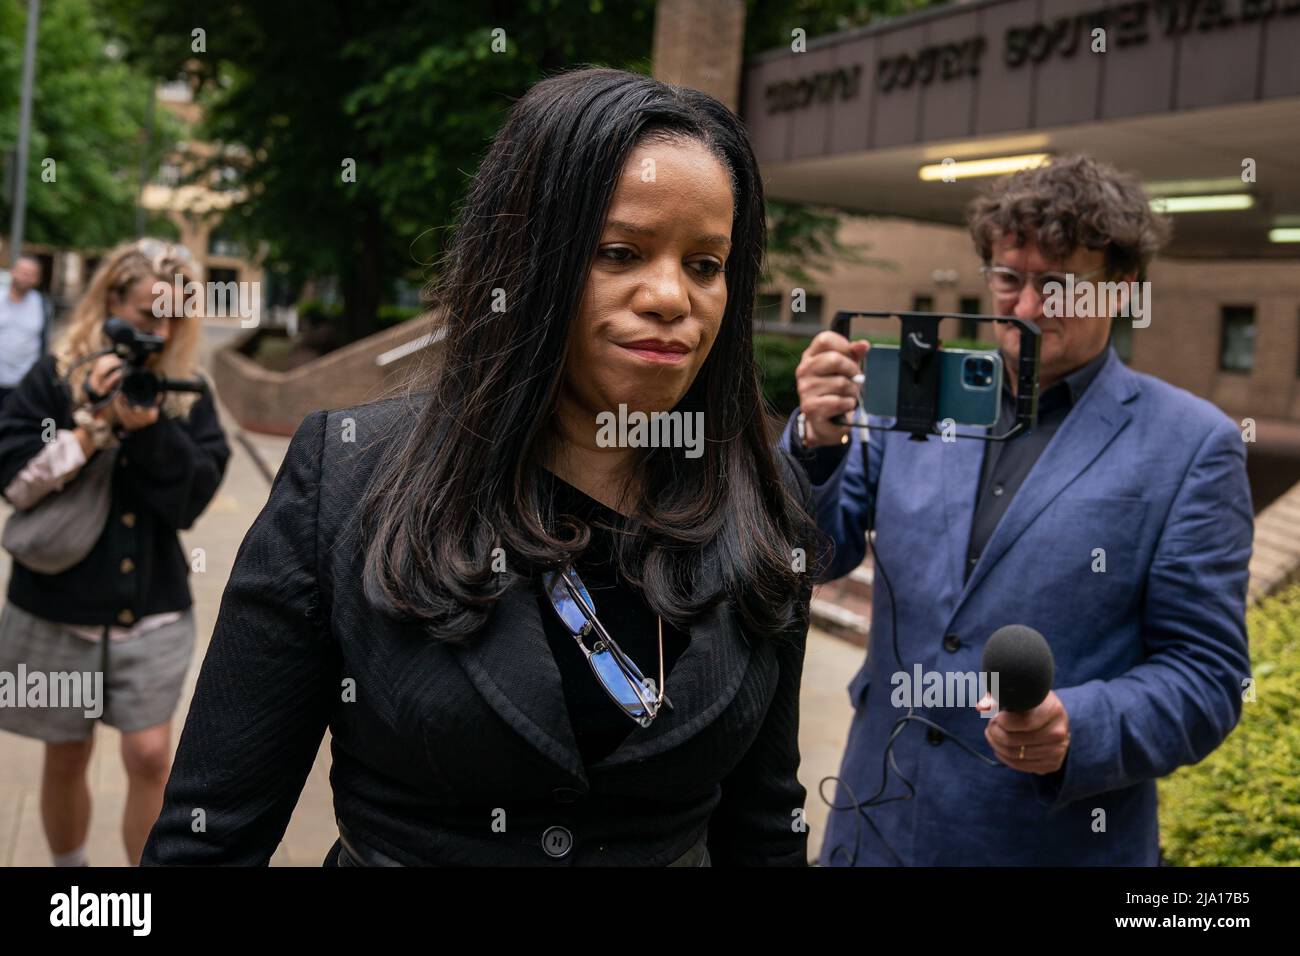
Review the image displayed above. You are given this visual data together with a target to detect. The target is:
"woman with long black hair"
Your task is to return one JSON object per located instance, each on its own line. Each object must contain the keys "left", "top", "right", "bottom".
{"left": 142, "top": 67, "right": 820, "bottom": 867}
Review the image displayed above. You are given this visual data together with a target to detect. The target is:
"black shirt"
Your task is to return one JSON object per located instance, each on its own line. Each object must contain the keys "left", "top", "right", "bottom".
{"left": 965, "top": 345, "right": 1111, "bottom": 579}
{"left": 537, "top": 470, "right": 690, "bottom": 765}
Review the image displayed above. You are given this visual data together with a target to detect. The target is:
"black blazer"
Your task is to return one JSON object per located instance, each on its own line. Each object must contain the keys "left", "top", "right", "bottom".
{"left": 142, "top": 397, "right": 814, "bottom": 866}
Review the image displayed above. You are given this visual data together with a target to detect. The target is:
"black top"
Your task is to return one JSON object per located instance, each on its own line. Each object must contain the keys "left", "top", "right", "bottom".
{"left": 0, "top": 354, "right": 231, "bottom": 625}
{"left": 965, "top": 345, "right": 1110, "bottom": 578}
{"left": 537, "top": 470, "right": 690, "bottom": 764}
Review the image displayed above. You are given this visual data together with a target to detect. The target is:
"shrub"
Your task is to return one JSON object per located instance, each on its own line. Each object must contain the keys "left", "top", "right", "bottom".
{"left": 1158, "top": 583, "right": 1300, "bottom": 865}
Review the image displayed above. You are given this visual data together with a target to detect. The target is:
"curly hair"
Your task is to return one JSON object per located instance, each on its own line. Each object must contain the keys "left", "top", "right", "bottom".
{"left": 967, "top": 154, "right": 1171, "bottom": 280}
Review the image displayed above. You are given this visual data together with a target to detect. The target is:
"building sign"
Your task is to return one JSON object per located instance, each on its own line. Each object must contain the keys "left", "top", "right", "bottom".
{"left": 765, "top": 65, "right": 863, "bottom": 114}
{"left": 876, "top": 37, "right": 986, "bottom": 93}
{"left": 1005, "top": 0, "right": 1300, "bottom": 69}
{"left": 766, "top": 0, "right": 1300, "bottom": 108}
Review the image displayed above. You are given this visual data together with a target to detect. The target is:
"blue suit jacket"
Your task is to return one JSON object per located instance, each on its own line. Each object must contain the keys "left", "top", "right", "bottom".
{"left": 781, "top": 348, "right": 1252, "bottom": 865}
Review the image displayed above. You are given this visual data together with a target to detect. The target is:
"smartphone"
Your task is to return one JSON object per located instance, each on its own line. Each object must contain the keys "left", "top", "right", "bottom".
{"left": 863, "top": 345, "right": 1003, "bottom": 427}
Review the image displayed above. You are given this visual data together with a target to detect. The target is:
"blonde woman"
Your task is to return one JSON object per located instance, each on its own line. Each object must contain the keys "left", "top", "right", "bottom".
{"left": 0, "top": 238, "right": 230, "bottom": 866}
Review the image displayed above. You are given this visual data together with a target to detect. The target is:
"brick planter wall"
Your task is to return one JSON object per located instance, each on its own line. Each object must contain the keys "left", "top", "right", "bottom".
{"left": 212, "top": 315, "right": 444, "bottom": 435}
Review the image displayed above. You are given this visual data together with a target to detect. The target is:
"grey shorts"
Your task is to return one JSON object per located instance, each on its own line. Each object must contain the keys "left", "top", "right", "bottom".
{"left": 0, "top": 601, "right": 196, "bottom": 743}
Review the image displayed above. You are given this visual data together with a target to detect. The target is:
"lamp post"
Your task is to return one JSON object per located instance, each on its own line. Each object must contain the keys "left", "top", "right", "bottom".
{"left": 8, "top": 0, "right": 41, "bottom": 268}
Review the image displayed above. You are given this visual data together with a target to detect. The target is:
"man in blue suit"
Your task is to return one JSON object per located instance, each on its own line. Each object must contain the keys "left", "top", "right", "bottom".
{"left": 781, "top": 155, "right": 1253, "bottom": 865}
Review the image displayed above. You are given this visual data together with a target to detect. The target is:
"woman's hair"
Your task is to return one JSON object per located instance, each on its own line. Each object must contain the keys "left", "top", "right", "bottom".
{"left": 54, "top": 238, "right": 204, "bottom": 419}
{"left": 358, "top": 66, "right": 818, "bottom": 643}
{"left": 967, "top": 154, "right": 1171, "bottom": 281}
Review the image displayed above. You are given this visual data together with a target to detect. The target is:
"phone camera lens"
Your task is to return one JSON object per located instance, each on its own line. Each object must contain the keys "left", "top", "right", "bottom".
{"left": 964, "top": 355, "right": 995, "bottom": 388}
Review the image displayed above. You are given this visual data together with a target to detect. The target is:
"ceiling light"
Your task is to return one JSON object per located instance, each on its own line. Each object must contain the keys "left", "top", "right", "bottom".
{"left": 918, "top": 153, "right": 1051, "bottom": 182}
{"left": 1149, "top": 194, "right": 1255, "bottom": 213}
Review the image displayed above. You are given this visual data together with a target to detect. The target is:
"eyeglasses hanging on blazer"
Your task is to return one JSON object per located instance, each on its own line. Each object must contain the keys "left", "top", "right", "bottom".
{"left": 541, "top": 564, "right": 673, "bottom": 727}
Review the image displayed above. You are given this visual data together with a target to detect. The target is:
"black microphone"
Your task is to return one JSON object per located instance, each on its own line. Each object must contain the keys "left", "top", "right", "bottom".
{"left": 981, "top": 625, "right": 1054, "bottom": 712}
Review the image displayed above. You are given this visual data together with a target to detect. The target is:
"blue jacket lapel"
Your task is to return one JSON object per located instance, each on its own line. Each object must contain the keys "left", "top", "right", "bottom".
{"left": 956, "top": 352, "right": 1140, "bottom": 607}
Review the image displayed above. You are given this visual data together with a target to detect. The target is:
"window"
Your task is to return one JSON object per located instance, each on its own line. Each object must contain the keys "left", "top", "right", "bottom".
{"left": 912, "top": 294, "right": 934, "bottom": 313}
{"left": 755, "top": 292, "right": 783, "bottom": 326}
{"left": 958, "top": 295, "right": 981, "bottom": 341}
{"left": 1219, "top": 305, "right": 1256, "bottom": 373}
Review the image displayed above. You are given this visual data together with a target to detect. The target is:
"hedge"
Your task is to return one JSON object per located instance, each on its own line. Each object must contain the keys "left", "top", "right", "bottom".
{"left": 1158, "top": 582, "right": 1300, "bottom": 865}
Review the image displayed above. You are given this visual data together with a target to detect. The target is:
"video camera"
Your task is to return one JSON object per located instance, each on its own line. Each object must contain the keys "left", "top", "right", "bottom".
{"left": 99, "top": 316, "right": 207, "bottom": 408}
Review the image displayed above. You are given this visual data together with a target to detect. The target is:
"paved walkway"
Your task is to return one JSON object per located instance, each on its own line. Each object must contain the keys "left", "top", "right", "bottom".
{"left": 0, "top": 325, "right": 858, "bottom": 865}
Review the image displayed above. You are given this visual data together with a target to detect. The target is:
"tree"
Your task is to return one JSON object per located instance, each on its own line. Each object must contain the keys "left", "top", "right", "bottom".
{"left": 103, "top": 0, "right": 658, "bottom": 344}
{"left": 0, "top": 0, "right": 174, "bottom": 251}
{"left": 103, "top": 0, "right": 942, "bottom": 344}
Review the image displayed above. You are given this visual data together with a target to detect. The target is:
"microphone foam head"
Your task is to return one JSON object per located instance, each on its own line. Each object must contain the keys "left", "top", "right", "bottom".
{"left": 980, "top": 625, "right": 1053, "bottom": 712}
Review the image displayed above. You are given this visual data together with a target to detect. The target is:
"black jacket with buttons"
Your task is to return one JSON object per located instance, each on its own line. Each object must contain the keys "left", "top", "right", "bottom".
{"left": 0, "top": 353, "right": 231, "bottom": 626}
{"left": 141, "top": 397, "right": 814, "bottom": 866}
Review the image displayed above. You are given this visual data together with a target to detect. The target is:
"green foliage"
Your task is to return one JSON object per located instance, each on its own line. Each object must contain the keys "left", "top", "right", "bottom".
{"left": 1159, "top": 583, "right": 1300, "bottom": 865}
{"left": 744, "top": 0, "right": 945, "bottom": 57}
{"left": 94, "top": 0, "right": 944, "bottom": 344}
{"left": 765, "top": 200, "right": 888, "bottom": 287}
{"left": 0, "top": 0, "right": 174, "bottom": 249}
{"left": 755, "top": 333, "right": 809, "bottom": 417}
{"left": 101, "top": 0, "right": 657, "bottom": 342}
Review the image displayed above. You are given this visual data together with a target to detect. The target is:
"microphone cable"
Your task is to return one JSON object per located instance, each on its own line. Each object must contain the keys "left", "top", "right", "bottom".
{"left": 815, "top": 407, "right": 997, "bottom": 867}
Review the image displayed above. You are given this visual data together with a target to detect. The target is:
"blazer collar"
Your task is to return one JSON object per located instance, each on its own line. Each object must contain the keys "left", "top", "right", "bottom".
{"left": 450, "top": 541, "right": 753, "bottom": 782}
{"left": 950, "top": 348, "right": 1140, "bottom": 610}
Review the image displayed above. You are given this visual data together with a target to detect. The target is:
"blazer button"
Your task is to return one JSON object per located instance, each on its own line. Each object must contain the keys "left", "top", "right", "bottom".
{"left": 120, "top": 558, "right": 135, "bottom": 574}
{"left": 117, "top": 609, "right": 135, "bottom": 625}
{"left": 943, "top": 633, "right": 961, "bottom": 652}
{"left": 552, "top": 787, "right": 582, "bottom": 804}
{"left": 541, "top": 826, "right": 573, "bottom": 859}
{"left": 926, "top": 726, "right": 944, "bottom": 746}
{"left": 121, "top": 512, "right": 136, "bottom": 527}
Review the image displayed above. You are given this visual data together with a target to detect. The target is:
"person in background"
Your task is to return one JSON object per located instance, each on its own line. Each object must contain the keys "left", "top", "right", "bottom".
{"left": 0, "top": 238, "right": 231, "bottom": 866}
{"left": 0, "top": 256, "right": 53, "bottom": 411}
{"left": 782, "top": 155, "right": 1252, "bottom": 865}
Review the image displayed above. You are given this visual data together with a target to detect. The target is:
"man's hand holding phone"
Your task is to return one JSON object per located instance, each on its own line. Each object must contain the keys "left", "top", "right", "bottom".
{"left": 794, "top": 332, "right": 870, "bottom": 449}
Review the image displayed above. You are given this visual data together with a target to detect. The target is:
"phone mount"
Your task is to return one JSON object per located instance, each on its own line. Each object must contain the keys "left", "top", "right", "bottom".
{"left": 830, "top": 310, "right": 1041, "bottom": 442}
